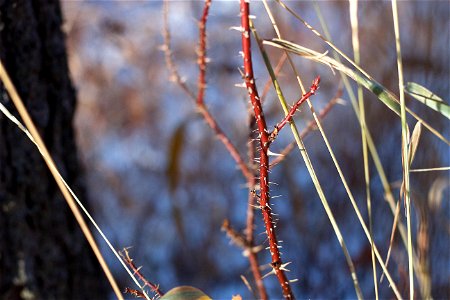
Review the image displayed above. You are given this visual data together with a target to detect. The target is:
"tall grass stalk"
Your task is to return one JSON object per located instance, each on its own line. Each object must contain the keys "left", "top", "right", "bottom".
{"left": 391, "top": 1, "right": 413, "bottom": 299}
{"left": 253, "top": 5, "right": 364, "bottom": 296}
{"left": 349, "top": 1, "right": 378, "bottom": 298}
{"left": 311, "top": 4, "right": 423, "bottom": 288}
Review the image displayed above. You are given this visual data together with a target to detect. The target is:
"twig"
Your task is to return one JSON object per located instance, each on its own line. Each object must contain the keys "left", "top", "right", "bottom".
{"left": 268, "top": 77, "right": 320, "bottom": 142}
{"left": 124, "top": 288, "right": 148, "bottom": 299}
{"left": 162, "top": 1, "right": 196, "bottom": 100}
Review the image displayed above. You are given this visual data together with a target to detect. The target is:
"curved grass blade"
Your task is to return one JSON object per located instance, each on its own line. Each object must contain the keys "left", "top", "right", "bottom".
{"left": 265, "top": 39, "right": 401, "bottom": 114}
{"left": 264, "top": 39, "right": 449, "bottom": 146}
{"left": 405, "top": 82, "right": 450, "bottom": 119}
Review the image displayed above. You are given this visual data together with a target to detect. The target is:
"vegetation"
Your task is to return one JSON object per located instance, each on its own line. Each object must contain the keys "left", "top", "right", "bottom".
{"left": 1, "top": 1, "right": 448, "bottom": 299}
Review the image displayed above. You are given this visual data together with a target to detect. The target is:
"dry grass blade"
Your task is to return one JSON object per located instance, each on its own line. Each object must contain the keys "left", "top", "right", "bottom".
{"left": 391, "top": 1, "right": 413, "bottom": 298}
{"left": 409, "top": 122, "right": 422, "bottom": 167}
{"left": 349, "top": 1, "right": 377, "bottom": 298}
{"left": 410, "top": 167, "right": 450, "bottom": 172}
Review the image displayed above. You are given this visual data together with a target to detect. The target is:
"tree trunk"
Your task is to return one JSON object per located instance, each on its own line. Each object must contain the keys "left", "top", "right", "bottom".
{"left": 0, "top": 1, "right": 106, "bottom": 299}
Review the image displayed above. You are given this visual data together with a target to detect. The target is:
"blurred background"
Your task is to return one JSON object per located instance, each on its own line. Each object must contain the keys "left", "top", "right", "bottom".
{"left": 61, "top": 1, "right": 448, "bottom": 299}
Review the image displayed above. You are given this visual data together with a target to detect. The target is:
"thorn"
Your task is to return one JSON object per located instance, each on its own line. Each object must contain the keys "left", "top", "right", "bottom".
{"left": 229, "top": 26, "right": 245, "bottom": 32}
{"left": 262, "top": 268, "right": 276, "bottom": 279}
{"left": 280, "top": 262, "right": 292, "bottom": 272}
{"left": 240, "top": 275, "right": 253, "bottom": 293}
{"left": 336, "top": 98, "right": 347, "bottom": 105}
{"left": 267, "top": 150, "right": 284, "bottom": 157}
{"left": 238, "top": 67, "right": 245, "bottom": 78}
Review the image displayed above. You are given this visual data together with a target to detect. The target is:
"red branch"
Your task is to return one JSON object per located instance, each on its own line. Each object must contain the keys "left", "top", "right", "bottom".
{"left": 269, "top": 77, "right": 320, "bottom": 142}
{"left": 240, "top": 1, "right": 294, "bottom": 298}
{"left": 270, "top": 88, "right": 341, "bottom": 168}
{"left": 245, "top": 107, "right": 268, "bottom": 299}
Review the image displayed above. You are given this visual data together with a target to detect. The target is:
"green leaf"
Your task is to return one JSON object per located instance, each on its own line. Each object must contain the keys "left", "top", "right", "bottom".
{"left": 405, "top": 82, "right": 450, "bottom": 119}
{"left": 160, "top": 286, "right": 211, "bottom": 300}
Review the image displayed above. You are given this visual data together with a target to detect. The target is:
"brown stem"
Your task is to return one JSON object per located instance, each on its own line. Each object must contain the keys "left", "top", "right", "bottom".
{"left": 197, "top": 0, "right": 211, "bottom": 105}
{"left": 197, "top": 104, "right": 253, "bottom": 181}
{"left": 162, "top": 0, "right": 253, "bottom": 181}
{"left": 240, "top": 1, "right": 294, "bottom": 298}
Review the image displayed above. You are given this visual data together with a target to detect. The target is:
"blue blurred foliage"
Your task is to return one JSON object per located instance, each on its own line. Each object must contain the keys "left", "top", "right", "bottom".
{"left": 62, "top": 1, "right": 449, "bottom": 299}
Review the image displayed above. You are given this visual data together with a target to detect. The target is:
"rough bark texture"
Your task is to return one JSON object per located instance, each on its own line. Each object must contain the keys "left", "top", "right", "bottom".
{"left": 0, "top": 0, "right": 106, "bottom": 299}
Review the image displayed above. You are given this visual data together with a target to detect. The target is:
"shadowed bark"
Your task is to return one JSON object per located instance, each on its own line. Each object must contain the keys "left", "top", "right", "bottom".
{"left": 0, "top": 0, "right": 106, "bottom": 299}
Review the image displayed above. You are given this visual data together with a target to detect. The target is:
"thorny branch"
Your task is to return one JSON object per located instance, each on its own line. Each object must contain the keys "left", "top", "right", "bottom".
{"left": 120, "top": 248, "right": 164, "bottom": 299}
{"left": 239, "top": 0, "right": 314, "bottom": 298}
{"left": 245, "top": 109, "right": 268, "bottom": 299}
{"left": 268, "top": 76, "right": 320, "bottom": 143}
{"left": 270, "top": 88, "right": 343, "bottom": 168}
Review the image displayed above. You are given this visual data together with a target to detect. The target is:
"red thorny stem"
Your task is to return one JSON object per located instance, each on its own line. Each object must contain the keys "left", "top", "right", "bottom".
{"left": 270, "top": 89, "right": 342, "bottom": 168}
{"left": 246, "top": 113, "right": 268, "bottom": 299}
{"left": 240, "top": 1, "right": 295, "bottom": 298}
{"left": 269, "top": 76, "right": 320, "bottom": 142}
{"left": 199, "top": 1, "right": 267, "bottom": 297}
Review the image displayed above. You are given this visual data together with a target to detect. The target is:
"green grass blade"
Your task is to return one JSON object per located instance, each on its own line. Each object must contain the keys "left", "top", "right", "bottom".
{"left": 405, "top": 82, "right": 450, "bottom": 119}
{"left": 265, "top": 39, "right": 401, "bottom": 114}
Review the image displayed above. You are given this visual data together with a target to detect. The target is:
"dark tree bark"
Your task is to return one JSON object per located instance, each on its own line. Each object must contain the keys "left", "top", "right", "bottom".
{"left": 0, "top": 1, "right": 106, "bottom": 299}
